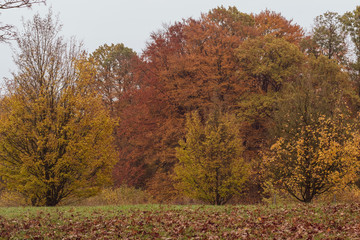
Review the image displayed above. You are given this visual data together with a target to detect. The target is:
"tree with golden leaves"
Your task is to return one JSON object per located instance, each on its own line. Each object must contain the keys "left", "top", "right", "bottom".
{"left": 264, "top": 116, "right": 360, "bottom": 203}
{"left": 263, "top": 55, "right": 360, "bottom": 203}
{"left": 0, "top": 12, "right": 116, "bottom": 206}
{"left": 174, "top": 111, "right": 249, "bottom": 205}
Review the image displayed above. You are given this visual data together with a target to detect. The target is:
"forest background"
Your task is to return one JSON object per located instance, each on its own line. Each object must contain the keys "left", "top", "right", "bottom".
{"left": 1, "top": 0, "right": 360, "bottom": 206}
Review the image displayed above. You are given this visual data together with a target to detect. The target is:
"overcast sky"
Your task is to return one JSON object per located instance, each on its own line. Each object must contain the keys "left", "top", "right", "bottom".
{"left": 0, "top": 0, "right": 359, "bottom": 80}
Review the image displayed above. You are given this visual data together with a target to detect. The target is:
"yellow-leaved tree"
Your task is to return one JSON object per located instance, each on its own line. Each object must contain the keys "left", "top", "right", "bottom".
{"left": 174, "top": 110, "right": 249, "bottom": 205}
{"left": 0, "top": 11, "right": 116, "bottom": 206}
{"left": 264, "top": 115, "right": 360, "bottom": 203}
{"left": 262, "top": 53, "right": 360, "bottom": 203}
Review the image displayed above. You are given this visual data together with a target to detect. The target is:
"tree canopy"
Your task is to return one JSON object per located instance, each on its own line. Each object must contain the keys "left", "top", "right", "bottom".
{"left": 2, "top": 5, "right": 360, "bottom": 205}
{"left": 0, "top": 11, "right": 116, "bottom": 206}
{"left": 174, "top": 111, "right": 249, "bottom": 205}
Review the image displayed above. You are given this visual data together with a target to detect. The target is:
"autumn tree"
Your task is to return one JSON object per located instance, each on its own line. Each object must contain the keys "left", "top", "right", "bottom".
{"left": 90, "top": 44, "right": 142, "bottom": 188}
{"left": 0, "top": 12, "right": 116, "bottom": 206}
{"left": 264, "top": 55, "right": 359, "bottom": 203}
{"left": 91, "top": 43, "right": 138, "bottom": 115}
{"left": 235, "top": 35, "right": 304, "bottom": 162}
{"left": 117, "top": 7, "right": 255, "bottom": 197}
{"left": 312, "top": 11, "right": 347, "bottom": 61}
{"left": 254, "top": 10, "right": 304, "bottom": 44}
{"left": 0, "top": 0, "right": 45, "bottom": 41}
{"left": 144, "top": 6, "right": 255, "bottom": 113}
{"left": 114, "top": 7, "right": 309, "bottom": 201}
{"left": 107, "top": 22, "right": 187, "bottom": 196}
{"left": 341, "top": 6, "right": 360, "bottom": 94}
{"left": 174, "top": 111, "right": 249, "bottom": 205}
{"left": 237, "top": 35, "right": 304, "bottom": 93}
{"left": 264, "top": 116, "right": 360, "bottom": 203}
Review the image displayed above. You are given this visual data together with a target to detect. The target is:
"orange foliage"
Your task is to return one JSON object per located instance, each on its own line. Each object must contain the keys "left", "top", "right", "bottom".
{"left": 254, "top": 10, "right": 304, "bottom": 44}
{"left": 114, "top": 7, "right": 308, "bottom": 200}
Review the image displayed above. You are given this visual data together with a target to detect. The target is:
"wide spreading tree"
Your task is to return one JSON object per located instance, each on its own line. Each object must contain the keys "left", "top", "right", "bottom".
{"left": 0, "top": 12, "right": 116, "bottom": 206}
{"left": 264, "top": 116, "right": 360, "bottom": 203}
{"left": 264, "top": 55, "right": 360, "bottom": 203}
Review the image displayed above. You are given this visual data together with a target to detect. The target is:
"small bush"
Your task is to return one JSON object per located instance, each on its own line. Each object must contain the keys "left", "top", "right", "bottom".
{"left": 0, "top": 190, "right": 27, "bottom": 207}
{"left": 78, "top": 185, "right": 153, "bottom": 206}
{"left": 261, "top": 180, "right": 297, "bottom": 205}
{"left": 313, "top": 185, "right": 360, "bottom": 204}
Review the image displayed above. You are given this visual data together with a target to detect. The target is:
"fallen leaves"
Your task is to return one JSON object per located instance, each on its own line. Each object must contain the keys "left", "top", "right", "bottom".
{"left": 0, "top": 203, "right": 360, "bottom": 239}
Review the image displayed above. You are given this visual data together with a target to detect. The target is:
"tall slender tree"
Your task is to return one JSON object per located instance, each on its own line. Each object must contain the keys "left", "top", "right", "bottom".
{"left": 312, "top": 11, "right": 347, "bottom": 61}
{"left": 91, "top": 43, "right": 137, "bottom": 115}
{"left": 341, "top": 6, "right": 360, "bottom": 94}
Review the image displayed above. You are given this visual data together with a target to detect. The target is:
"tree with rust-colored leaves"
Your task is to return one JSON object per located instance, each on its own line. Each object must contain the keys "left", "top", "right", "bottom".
{"left": 115, "top": 7, "right": 254, "bottom": 195}
{"left": 115, "top": 7, "right": 311, "bottom": 201}
{"left": 254, "top": 10, "right": 304, "bottom": 44}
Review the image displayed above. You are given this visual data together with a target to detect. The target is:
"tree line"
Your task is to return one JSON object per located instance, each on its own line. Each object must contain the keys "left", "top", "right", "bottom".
{"left": 1, "top": 3, "right": 360, "bottom": 205}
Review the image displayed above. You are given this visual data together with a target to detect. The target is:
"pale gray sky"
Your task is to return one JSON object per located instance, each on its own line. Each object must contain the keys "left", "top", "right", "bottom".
{"left": 0, "top": 0, "right": 359, "bottom": 79}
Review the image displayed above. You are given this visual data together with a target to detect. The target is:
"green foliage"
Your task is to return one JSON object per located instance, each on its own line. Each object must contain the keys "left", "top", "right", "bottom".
{"left": 174, "top": 111, "right": 249, "bottom": 205}
{"left": 237, "top": 35, "right": 304, "bottom": 93}
{"left": 90, "top": 43, "right": 137, "bottom": 114}
{"left": 207, "top": 6, "right": 255, "bottom": 33}
{"left": 235, "top": 36, "right": 304, "bottom": 163}
{"left": 312, "top": 11, "right": 347, "bottom": 61}
{"left": 341, "top": 6, "right": 360, "bottom": 91}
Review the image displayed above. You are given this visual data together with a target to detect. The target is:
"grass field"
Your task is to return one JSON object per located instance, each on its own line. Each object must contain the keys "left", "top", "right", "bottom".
{"left": 1, "top": 203, "right": 360, "bottom": 239}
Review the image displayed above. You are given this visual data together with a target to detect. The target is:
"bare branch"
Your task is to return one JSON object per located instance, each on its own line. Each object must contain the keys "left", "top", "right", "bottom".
{"left": 0, "top": 0, "right": 45, "bottom": 10}
{"left": 0, "top": 0, "right": 46, "bottom": 42}
{"left": 0, "top": 23, "right": 15, "bottom": 41}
